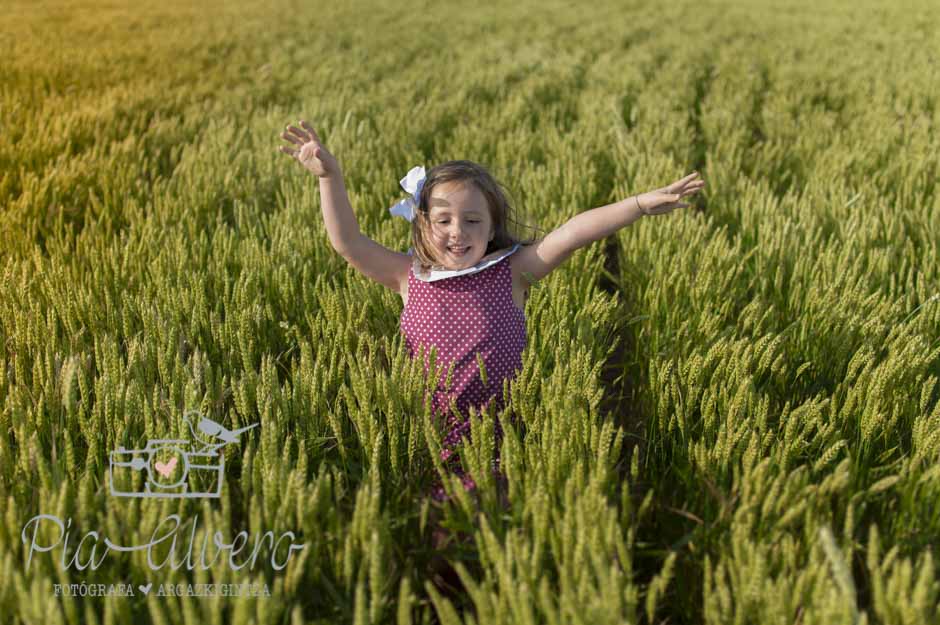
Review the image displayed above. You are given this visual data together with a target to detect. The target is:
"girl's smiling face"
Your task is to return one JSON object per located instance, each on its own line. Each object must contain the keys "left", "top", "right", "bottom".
{"left": 426, "top": 181, "right": 495, "bottom": 270}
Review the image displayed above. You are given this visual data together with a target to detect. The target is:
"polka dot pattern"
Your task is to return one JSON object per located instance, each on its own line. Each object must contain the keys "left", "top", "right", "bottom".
{"left": 400, "top": 254, "right": 526, "bottom": 504}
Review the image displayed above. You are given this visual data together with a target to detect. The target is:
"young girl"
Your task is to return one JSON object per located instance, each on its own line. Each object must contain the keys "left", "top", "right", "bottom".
{"left": 278, "top": 118, "right": 705, "bottom": 521}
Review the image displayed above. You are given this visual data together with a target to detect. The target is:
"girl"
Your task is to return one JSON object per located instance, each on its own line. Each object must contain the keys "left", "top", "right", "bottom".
{"left": 278, "top": 118, "right": 704, "bottom": 530}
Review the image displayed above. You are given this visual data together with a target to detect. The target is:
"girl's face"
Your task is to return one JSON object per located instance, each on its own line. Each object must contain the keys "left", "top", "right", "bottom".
{"left": 426, "top": 181, "right": 495, "bottom": 270}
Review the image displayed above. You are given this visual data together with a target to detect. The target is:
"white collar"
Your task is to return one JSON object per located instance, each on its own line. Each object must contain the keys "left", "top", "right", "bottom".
{"left": 408, "top": 243, "right": 521, "bottom": 282}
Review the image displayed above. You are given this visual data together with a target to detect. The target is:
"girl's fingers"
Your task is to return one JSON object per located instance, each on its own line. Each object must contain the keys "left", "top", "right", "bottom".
{"left": 278, "top": 145, "right": 299, "bottom": 157}
{"left": 286, "top": 124, "right": 311, "bottom": 143}
{"left": 679, "top": 181, "right": 705, "bottom": 194}
{"left": 661, "top": 173, "right": 703, "bottom": 195}
{"left": 281, "top": 131, "right": 304, "bottom": 146}
{"left": 673, "top": 173, "right": 703, "bottom": 190}
{"left": 299, "top": 120, "right": 321, "bottom": 142}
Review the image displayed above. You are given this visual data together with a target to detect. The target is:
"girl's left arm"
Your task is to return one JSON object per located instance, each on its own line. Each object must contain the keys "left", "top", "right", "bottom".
{"left": 513, "top": 172, "right": 704, "bottom": 284}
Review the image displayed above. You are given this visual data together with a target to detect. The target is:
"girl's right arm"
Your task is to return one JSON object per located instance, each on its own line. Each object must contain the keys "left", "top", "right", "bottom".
{"left": 280, "top": 120, "right": 411, "bottom": 294}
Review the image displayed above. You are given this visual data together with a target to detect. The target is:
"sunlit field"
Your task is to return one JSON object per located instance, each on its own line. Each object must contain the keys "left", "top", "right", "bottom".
{"left": 2, "top": 0, "right": 939, "bottom": 623}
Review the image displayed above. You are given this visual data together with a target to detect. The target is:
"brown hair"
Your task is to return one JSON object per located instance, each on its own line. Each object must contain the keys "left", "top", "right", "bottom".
{"left": 409, "top": 160, "right": 543, "bottom": 270}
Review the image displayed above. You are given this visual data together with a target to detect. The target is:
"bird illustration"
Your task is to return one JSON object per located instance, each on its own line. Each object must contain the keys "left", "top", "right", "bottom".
{"left": 184, "top": 411, "right": 259, "bottom": 448}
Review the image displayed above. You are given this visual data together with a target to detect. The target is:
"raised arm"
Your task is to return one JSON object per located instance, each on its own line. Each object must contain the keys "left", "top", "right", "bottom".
{"left": 513, "top": 172, "right": 704, "bottom": 285}
{"left": 280, "top": 120, "right": 411, "bottom": 293}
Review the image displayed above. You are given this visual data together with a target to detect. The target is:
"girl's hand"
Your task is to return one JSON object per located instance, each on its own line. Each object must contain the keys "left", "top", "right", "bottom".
{"left": 636, "top": 172, "right": 706, "bottom": 216}
{"left": 278, "top": 120, "right": 341, "bottom": 179}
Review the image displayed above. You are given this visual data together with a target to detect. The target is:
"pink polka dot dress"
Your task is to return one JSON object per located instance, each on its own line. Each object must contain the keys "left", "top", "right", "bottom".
{"left": 399, "top": 244, "right": 526, "bottom": 503}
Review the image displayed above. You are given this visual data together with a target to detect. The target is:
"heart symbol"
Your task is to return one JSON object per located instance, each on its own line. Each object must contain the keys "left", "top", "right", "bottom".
{"left": 154, "top": 457, "right": 178, "bottom": 477}
{"left": 138, "top": 583, "right": 152, "bottom": 595}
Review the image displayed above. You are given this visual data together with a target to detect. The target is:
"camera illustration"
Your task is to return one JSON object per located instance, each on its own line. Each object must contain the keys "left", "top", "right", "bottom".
{"left": 109, "top": 410, "right": 258, "bottom": 499}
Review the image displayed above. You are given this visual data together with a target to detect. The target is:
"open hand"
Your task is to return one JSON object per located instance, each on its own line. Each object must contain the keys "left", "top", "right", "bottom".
{"left": 637, "top": 172, "right": 706, "bottom": 216}
{"left": 278, "top": 120, "right": 340, "bottom": 179}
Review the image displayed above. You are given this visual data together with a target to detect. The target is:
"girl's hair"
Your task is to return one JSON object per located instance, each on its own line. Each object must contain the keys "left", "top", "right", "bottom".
{"left": 410, "top": 160, "right": 544, "bottom": 270}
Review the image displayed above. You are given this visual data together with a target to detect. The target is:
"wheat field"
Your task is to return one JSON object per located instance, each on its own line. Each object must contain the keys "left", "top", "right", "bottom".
{"left": 2, "top": 0, "right": 939, "bottom": 623}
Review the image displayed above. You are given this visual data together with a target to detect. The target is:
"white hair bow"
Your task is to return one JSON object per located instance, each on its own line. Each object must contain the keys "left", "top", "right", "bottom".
{"left": 388, "top": 166, "right": 426, "bottom": 222}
